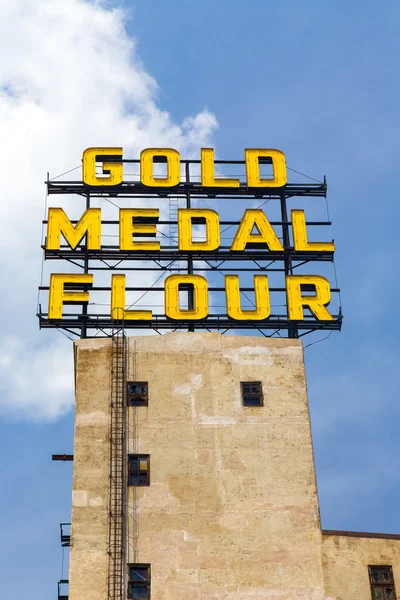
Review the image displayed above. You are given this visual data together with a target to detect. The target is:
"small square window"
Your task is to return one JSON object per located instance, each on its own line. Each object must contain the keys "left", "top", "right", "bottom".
{"left": 127, "top": 382, "right": 148, "bottom": 407}
{"left": 128, "top": 564, "right": 150, "bottom": 599}
{"left": 368, "top": 566, "right": 396, "bottom": 600}
{"left": 128, "top": 454, "right": 150, "bottom": 486}
{"left": 241, "top": 381, "right": 263, "bottom": 406}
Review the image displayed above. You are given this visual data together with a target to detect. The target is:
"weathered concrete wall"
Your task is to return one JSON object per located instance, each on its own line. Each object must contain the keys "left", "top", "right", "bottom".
{"left": 70, "top": 332, "right": 326, "bottom": 599}
{"left": 126, "top": 333, "right": 325, "bottom": 599}
{"left": 322, "top": 534, "right": 400, "bottom": 600}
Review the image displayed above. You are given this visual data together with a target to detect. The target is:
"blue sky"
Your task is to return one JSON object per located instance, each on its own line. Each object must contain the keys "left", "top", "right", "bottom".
{"left": 1, "top": 1, "right": 400, "bottom": 598}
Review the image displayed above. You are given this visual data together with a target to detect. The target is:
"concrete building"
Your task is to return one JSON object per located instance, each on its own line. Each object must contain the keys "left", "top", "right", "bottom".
{"left": 68, "top": 333, "right": 400, "bottom": 600}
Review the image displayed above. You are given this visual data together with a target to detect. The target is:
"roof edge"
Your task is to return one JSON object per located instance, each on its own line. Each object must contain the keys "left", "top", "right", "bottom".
{"left": 322, "top": 529, "right": 400, "bottom": 541}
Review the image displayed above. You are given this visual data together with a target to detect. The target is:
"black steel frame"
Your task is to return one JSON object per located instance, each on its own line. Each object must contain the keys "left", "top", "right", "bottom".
{"left": 37, "top": 158, "right": 342, "bottom": 339}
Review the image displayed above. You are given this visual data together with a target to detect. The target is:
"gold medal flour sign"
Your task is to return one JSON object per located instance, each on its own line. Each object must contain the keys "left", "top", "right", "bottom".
{"left": 39, "top": 147, "right": 341, "bottom": 337}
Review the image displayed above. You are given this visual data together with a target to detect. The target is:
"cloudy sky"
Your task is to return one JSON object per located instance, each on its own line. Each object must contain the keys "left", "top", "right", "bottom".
{"left": 1, "top": 1, "right": 400, "bottom": 598}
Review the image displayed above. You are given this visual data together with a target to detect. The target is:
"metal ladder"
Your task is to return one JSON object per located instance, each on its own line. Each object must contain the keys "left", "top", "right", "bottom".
{"left": 169, "top": 196, "right": 182, "bottom": 273}
{"left": 107, "top": 329, "right": 127, "bottom": 600}
{"left": 169, "top": 196, "right": 179, "bottom": 247}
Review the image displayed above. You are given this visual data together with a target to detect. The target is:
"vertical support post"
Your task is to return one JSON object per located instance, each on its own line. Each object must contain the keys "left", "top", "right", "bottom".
{"left": 279, "top": 189, "right": 298, "bottom": 338}
{"left": 81, "top": 191, "right": 91, "bottom": 338}
{"left": 185, "top": 161, "right": 195, "bottom": 332}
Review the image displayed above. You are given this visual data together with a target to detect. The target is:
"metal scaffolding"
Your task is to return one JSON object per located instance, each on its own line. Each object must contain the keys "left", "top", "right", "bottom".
{"left": 38, "top": 159, "right": 342, "bottom": 339}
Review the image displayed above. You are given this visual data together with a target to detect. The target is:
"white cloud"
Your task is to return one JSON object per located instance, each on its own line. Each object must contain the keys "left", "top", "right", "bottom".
{"left": 0, "top": 337, "right": 74, "bottom": 421}
{"left": 0, "top": 0, "right": 218, "bottom": 420}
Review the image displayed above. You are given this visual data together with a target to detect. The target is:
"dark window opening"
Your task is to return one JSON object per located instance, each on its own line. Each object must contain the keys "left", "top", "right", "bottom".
{"left": 128, "top": 454, "right": 150, "bottom": 486}
{"left": 241, "top": 381, "right": 263, "bottom": 406}
{"left": 128, "top": 563, "right": 150, "bottom": 599}
{"left": 368, "top": 565, "right": 396, "bottom": 600}
{"left": 127, "top": 382, "right": 148, "bottom": 407}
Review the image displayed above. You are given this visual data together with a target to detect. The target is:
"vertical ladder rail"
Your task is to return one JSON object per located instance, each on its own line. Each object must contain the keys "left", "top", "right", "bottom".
{"left": 169, "top": 196, "right": 179, "bottom": 246}
{"left": 107, "top": 329, "right": 127, "bottom": 600}
{"left": 169, "top": 196, "right": 182, "bottom": 272}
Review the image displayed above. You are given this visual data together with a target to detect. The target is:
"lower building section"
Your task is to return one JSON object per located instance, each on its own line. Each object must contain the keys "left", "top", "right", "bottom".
{"left": 322, "top": 531, "right": 400, "bottom": 599}
{"left": 69, "top": 333, "right": 400, "bottom": 600}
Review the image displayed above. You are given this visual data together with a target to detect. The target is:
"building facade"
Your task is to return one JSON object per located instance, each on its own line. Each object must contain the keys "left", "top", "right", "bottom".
{"left": 68, "top": 333, "right": 400, "bottom": 600}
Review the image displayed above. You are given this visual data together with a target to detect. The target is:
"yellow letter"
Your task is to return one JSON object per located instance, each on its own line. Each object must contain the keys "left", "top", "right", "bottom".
{"left": 111, "top": 275, "right": 152, "bottom": 320}
{"left": 165, "top": 275, "right": 208, "bottom": 320}
{"left": 140, "top": 148, "right": 180, "bottom": 187}
{"left": 286, "top": 275, "right": 333, "bottom": 321}
{"left": 46, "top": 208, "right": 101, "bottom": 250}
{"left": 120, "top": 209, "right": 160, "bottom": 251}
{"left": 225, "top": 275, "right": 270, "bottom": 320}
{"left": 201, "top": 148, "right": 240, "bottom": 188}
{"left": 231, "top": 209, "right": 284, "bottom": 251}
{"left": 82, "top": 147, "right": 123, "bottom": 186}
{"left": 245, "top": 149, "right": 287, "bottom": 187}
{"left": 178, "top": 209, "right": 220, "bottom": 251}
{"left": 291, "top": 210, "right": 335, "bottom": 252}
{"left": 48, "top": 274, "right": 93, "bottom": 319}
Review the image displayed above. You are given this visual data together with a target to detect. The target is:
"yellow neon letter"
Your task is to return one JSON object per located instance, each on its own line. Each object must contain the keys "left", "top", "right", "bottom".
{"left": 165, "top": 275, "right": 208, "bottom": 320}
{"left": 231, "top": 209, "right": 284, "bottom": 251}
{"left": 225, "top": 275, "right": 271, "bottom": 320}
{"left": 46, "top": 208, "right": 101, "bottom": 250}
{"left": 286, "top": 275, "right": 333, "bottom": 321}
{"left": 245, "top": 149, "right": 287, "bottom": 187}
{"left": 119, "top": 209, "right": 160, "bottom": 251}
{"left": 140, "top": 148, "right": 180, "bottom": 187}
{"left": 111, "top": 275, "right": 152, "bottom": 320}
{"left": 201, "top": 148, "right": 240, "bottom": 188}
{"left": 178, "top": 209, "right": 220, "bottom": 251}
{"left": 82, "top": 147, "right": 123, "bottom": 186}
{"left": 291, "top": 210, "right": 335, "bottom": 252}
{"left": 48, "top": 274, "right": 93, "bottom": 319}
